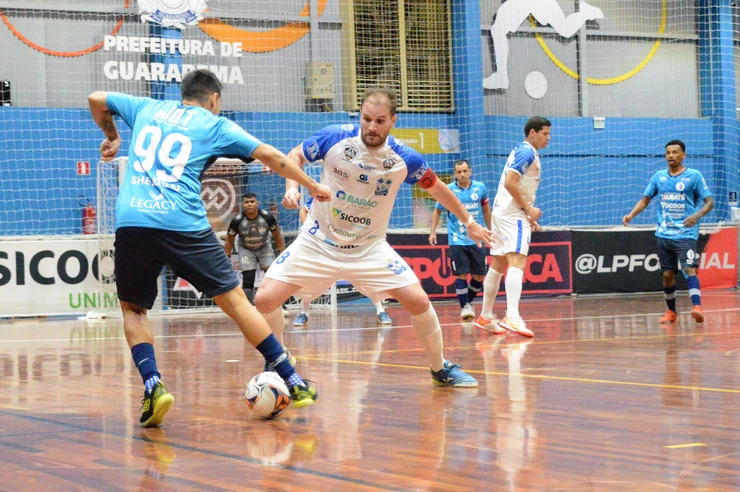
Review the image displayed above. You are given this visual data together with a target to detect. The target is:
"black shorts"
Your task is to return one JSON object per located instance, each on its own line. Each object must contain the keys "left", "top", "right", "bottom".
{"left": 657, "top": 237, "right": 699, "bottom": 273}
{"left": 449, "top": 244, "right": 488, "bottom": 276}
{"left": 115, "top": 227, "right": 240, "bottom": 310}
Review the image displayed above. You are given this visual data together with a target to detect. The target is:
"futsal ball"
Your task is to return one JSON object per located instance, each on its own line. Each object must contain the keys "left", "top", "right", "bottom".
{"left": 245, "top": 371, "right": 291, "bottom": 419}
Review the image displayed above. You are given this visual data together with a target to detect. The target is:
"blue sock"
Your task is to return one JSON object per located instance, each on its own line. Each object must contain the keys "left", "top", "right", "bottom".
{"left": 664, "top": 285, "right": 677, "bottom": 313}
{"left": 455, "top": 278, "right": 468, "bottom": 308}
{"left": 132, "top": 343, "right": 160, "bottom": 394}
{"left": 256, "top": 334, "right": 304, "bottom": 389}
{"left": 687, "top": 275, "right": 701, "bottom": 306}
{"left": 467, "top": 278, "right": 483, "bottom": 303}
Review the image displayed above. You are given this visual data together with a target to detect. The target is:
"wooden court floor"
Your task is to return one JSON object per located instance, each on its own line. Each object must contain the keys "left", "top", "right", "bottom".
{"left": 0, "top": 291, "right": 738, "bottom": 491}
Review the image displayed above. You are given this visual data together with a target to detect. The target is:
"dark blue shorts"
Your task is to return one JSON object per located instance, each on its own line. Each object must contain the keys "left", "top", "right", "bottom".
{"left": 115, "top": 227, "right": 239, "bottom": 310}
{"left": 657, "top": 237, "right": 699, "bottom": 273}
{"left": 449, "top": 244, "right": 488, "bottom": 276}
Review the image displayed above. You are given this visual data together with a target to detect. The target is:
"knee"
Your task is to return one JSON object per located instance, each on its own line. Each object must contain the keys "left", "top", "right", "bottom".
{"left": 407, "top": 296, "right": 431, "bottom": 316}
{"left": 254, "top": 289, "right": 279, "bottom": 313}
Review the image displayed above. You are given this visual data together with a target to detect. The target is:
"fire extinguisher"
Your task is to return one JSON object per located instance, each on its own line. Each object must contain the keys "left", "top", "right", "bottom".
{"left": 82, "top": 201, "right": 97, "bottom": 234}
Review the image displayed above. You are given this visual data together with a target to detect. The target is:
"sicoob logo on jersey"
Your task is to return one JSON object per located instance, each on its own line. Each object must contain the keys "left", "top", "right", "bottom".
{"left": 343, "top": 146, "right": 358, "bottom": 161}
{"left": 382, "top": 157, "right": 396, "bottom": 170}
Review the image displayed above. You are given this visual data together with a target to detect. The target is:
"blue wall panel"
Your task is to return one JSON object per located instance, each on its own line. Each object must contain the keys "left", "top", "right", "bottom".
{"left": 0, "top": 108, "right": 725, "bottom": 234}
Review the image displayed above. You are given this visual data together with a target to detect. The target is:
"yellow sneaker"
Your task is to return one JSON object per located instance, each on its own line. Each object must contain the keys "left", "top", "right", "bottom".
{"left": 290, "top": 381, "right": 318, "bottom": 408}
{"left": 140, "top": 382, "right": 174, "bottom": 428}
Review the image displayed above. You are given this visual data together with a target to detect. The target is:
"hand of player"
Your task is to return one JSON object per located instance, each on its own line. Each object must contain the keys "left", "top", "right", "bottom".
{"left": 466, "top": 222, "right": 495, "bottom": 248}
{"left": 99, "top": 136, "right": 121, "bottom": 162}
{"left": 282, "top": 188, "right": 301, "bottom": 210}
{"left": 309, "top": 183, "right": 332, "bottom": 203}
{"left": 428, "top": 232, "right": 437, "bottom": 245}
{"left": 525, "top": 206, "right": 542, "bottom": 222}
{"left": 622, "top": 214, "right": 633, "bottom": 226}
{"left": 531, "top": 221, "right": 542, "bottom": 232}
{"left": 683, "top": 214, "right": 699, "bottom": 228}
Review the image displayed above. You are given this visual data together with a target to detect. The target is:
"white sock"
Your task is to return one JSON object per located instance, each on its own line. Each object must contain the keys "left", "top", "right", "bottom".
{"left": 411, "top": 305, "right": 446, "bottom": 372}
{"left": 505, "top": 267, "right": 524, "bottom": 319}
{"left": 302, "top": 299, "right": 311, "bottom": 314}
{"left": 481, "top": 268, "right": 503, "bottom": 319}
{"left": 374, "top": 300, "right": 384, "bottom": 314}
{"left": 263, "top": 307, "right": 285, "bottom": 345}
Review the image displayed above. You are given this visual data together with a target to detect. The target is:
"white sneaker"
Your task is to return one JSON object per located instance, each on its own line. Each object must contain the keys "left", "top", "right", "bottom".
{"left": 282, "top": 306, "right": 289, "bottom": 317}
{"left": 498, "top": 316, "right": 534, "bottom": 337}
{"left": 460, "top": 303, "right": 475, "bottom": 321}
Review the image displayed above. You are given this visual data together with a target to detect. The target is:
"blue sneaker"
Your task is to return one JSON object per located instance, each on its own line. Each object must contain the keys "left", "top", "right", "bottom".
{"left": 430, "top": 361, "right": 478, "bottom": 388}
{"left": 377, "top": 312, "right": 392, "bottom": 326}
{"left": 293, "top": 312, "right": 309, "bottom": 327}
{"left": 264, "top": 351, "right": 297, "bottom": 372}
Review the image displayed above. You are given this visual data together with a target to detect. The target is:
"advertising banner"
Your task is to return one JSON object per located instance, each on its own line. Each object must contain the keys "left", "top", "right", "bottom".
{"left": 387, "top": 231, "right": 572, "bottom": 299}
{"left": 572, "top": 227, "right": 737, "bottom": 294}
{"left": 0, "top": 238, "right": 117, "bottom": 317}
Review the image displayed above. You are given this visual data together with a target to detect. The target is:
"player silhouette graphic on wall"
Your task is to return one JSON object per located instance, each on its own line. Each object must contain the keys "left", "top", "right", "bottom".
{"left": 483, "top": 0, "right": 604, "bottom": 90}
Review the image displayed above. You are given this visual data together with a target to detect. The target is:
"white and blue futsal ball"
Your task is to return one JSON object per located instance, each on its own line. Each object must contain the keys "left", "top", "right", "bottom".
{"left": 245, "top": 371, "right": 291, "bottom": 419}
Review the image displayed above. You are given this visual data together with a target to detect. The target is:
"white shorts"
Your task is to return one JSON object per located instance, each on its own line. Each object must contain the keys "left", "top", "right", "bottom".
{"left": 264, "top": 233, "right": 419, "bottom": 302}
{"left": 490, "top": 215, "right": 531, "bottom": 257}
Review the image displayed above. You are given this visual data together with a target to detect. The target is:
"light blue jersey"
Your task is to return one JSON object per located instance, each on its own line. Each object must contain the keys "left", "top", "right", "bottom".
{"left": 107, "top": 93, "right": 262, "bottom": 232}
{"left": 643, "top": 168, "right": 711, "bottom": 240}
{"left": 435, "top": 180, "right": 489, "bottom": 246}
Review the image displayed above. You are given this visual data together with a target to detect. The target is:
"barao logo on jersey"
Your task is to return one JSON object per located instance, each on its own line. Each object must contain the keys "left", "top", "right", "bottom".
{"left": 335, "top": 190, "right": 378, "bottom": 208}
{"left": 130, "top": 189, "right": 178, "bottom": 212}
{"left": 201, "top": 178, "right": 237, "bottom": 222}
{"left": 138, "top": 0, "right": 207, "bottom": 29}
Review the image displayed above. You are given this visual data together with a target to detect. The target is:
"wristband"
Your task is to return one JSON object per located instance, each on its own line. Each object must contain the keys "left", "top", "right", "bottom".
{"left": 463, "top": 215, "right": 474, "bottom": 227}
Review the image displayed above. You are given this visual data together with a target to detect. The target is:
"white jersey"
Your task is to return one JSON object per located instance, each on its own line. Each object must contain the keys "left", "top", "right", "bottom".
{"left": 301, "top": 124, "right": 433, "bottom": 248}
{"left": 492, "top": 141, "right": 541, "bottom": 220}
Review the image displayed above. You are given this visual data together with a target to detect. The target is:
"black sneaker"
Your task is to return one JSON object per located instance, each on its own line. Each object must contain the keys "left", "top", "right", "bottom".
{"left": 290, "top": 380, "right": 318, "bottom": 408}
{"left": 140, "top": 382, "right": 174, "bottom": 427}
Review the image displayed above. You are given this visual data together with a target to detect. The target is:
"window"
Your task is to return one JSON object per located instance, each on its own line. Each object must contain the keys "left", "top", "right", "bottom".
{"left": 348, "top": 0, "right": 453, "bottom": 112}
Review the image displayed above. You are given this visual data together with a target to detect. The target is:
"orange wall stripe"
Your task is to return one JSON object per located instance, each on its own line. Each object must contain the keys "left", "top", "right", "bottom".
{"left": 198, "top": 0, "right": 328, "bottom": 53}
{"left": 0, "top": 0, "right": 129, "bottom": 58}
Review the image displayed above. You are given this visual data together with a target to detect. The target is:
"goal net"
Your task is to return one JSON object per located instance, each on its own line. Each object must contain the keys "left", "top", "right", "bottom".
{"left": 0, "top": 1, "right": 738, "bottom": 317}
{"left": 93, "top": 157, "right": 335, "bottom": 317}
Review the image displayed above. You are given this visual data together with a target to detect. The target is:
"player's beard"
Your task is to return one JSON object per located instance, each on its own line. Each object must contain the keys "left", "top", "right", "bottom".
{"left": 361, "top": 129, "right": 388, "bottom": 149}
